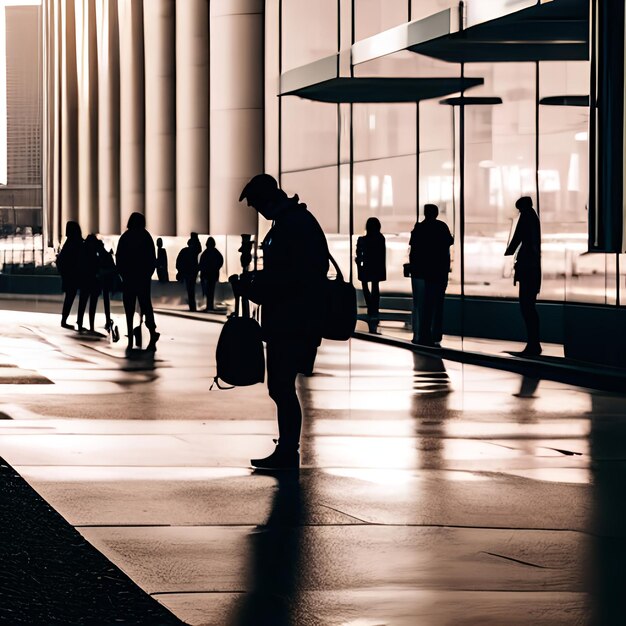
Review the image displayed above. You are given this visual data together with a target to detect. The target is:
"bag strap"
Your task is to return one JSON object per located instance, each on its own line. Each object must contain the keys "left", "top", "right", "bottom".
{"left": 328, "top": 253, "right": 344, "bottom": 282}
{"left": 209, "top": 376, "right": 236, "bottom": 391}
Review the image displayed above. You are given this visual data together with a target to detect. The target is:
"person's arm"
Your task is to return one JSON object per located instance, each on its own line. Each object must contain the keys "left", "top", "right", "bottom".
{"left": 504, "top": 216, "right": 523, "bottom": 256}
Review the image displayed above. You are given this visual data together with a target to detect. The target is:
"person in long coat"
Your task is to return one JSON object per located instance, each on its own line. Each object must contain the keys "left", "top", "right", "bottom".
{"left": 199, "top": 237, "right": 224, "bottom": 311}
{"left": 355, "top": 217, "right": 386, "bottom": 333}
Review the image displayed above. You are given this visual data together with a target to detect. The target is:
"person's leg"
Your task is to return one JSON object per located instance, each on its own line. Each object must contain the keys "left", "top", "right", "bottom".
{"left": 519, "top": 282, "right": 541, "bottom": 352}
{"left": 419, "top": 280, "right": 436, "bottom": 345}
{"left": 137, "top": 280, "right": 159, "bottom": 349}
{"left": 251, "top": 339, "right": 302, "bottom": 468}
{"left": 102, "top": 288, "right": 111, "bottom": 328}
{"left": 410, "top": 277, "right": 424, "bottom": 342}
{"left": 206, "top": 280, "right": 216, "bottom": 310}
{"left": 122, "top": 287, "right": 136, "bottom": 349}
{"left": 370, "top": 281, "right": 380, "bottom": 331}
{"left": 186, "top": 277, "right": 196, "bottom": 311}
{"left": 76, "top": 287, "right": 88, "bottom": 330}
{"left": 88, "top": 286, "right": 99, "bottom": 331}
{"left": 431, "top": 278, "right": 448, "bottom": 344}
{"left": 61, "top": 285, "right": 77, "bottom": 326}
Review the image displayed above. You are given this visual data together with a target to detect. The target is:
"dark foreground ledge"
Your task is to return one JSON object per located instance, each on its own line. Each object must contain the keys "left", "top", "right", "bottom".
{"left": 0, "top": 458, "right": 184, "bottom": 626}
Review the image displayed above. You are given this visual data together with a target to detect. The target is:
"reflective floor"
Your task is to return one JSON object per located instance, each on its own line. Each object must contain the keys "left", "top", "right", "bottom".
{"left": 0, "top": 305, "right": 624, "bottom": 625}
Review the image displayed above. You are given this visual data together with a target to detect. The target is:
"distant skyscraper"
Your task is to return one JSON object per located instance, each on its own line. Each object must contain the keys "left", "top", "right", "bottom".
{"left": 0, "top": 4, "right": 42, "bottom": 231}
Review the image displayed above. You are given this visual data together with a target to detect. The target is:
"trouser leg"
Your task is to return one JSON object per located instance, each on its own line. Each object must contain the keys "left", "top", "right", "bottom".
{"left": 519, "top": 282, "right": 540, "bottom": 346}
{"left": 137, "top": 281, "right": 156, "bottom": 331}
{"left": 77, "top": 288, "right": 89, "bottom": 328}
{"left": 206, "top": 280, "right": 216, "bottom": 310}
{"left": 419, "top": 281, "right": 436, "bottom": 343}
{"left": 431, "top": 279, "right": 448, "bottom": 343}
{"left": 88, "top": 287, "right": 99, "bottom": 330}
{"left": 122, "top": 289, "right": 137, "bottom": 346}
{"left": 411, "top": 277, "right": 424, "bottom": 340}
{"left": 102, "top": 289, "right": 111, "bottom": 325}
{"left": 267, "top": 340, "right": 302, "bottom": 449}
{"left": 185, "top": 277, "right": 196, "bottom": 311}
{"left": 61, "top": 286, "right": 77, "bottom": 323}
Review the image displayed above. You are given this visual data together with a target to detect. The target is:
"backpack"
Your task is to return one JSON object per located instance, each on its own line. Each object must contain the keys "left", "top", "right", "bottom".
{"left": 321, "top": 254, "right": 357, "bottom": 341}
{"left": 211, "top": 295, "right": 265, "bottom": 389}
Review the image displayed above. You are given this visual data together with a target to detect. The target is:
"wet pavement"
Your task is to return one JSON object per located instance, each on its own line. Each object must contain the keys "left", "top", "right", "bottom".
{"left": 0, "top": 306, "right": 624, "bottom": 625}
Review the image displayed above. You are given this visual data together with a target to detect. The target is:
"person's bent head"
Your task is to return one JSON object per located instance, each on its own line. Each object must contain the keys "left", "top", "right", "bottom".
{"left": 206, "top": 236, "right": 216, "bottom": 249}
{"left": 424, "top": 204, "right": 439, "bottom": 220}
{"left": 515, "top": 196, "right": 533, "bottom": 212}
{"left": 365, "top": 217, "right": 381, "bottom": 235}
{"left": 239, "top": 174, "right": 287, "bottom": 220}
{"left": 127, "top": 212, "right": 145, "bottom": 231}
{"left": 65, "top": 220, "right": 82, "bottom": 239}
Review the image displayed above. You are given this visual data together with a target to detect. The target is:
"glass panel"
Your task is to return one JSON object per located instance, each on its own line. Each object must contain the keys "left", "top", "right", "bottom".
{"left": 354, "top": 0, "right": 408, "bottom": 40}
{"left": 539, "top": 61, "right": 606, "bottom": 304}
{"left": 463, "top": 63, "right": 536, "bottom": 299}
{"left": 281, "top": 166, "right": 339, "bottom": 234}
{"left": 353, "top": 103, "right": 416, "bottom": 162}
{"left": 410, "top": 0, "right": 456, "bottom": 23}
{"left": 281, "top": 98, "right": 338, "bottom": 172}
{"left": 281, "top": 0, "right": 338, "bottom": 71}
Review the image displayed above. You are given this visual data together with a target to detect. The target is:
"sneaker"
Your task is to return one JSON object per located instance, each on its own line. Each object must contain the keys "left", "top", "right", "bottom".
{"left": 251, "top": 441, "right": 300, "bottom": 470}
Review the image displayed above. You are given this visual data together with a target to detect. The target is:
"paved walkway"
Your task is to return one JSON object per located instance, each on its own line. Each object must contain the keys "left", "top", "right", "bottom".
{"left": 0, "top": 305, "right": 624, "bottom": 625}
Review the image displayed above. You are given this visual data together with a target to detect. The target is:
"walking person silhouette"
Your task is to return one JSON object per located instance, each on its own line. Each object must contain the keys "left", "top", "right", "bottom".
{"left": 96, "top": 239, "right": 119, "bottom": 337}
{"left": 199, "top": 237, "right": 223, "bottom": 311}
{"left": 505, "top": 196, "right": 542, "bottom": 356}
{"left": 57, "top": 221, "right": 83, "bottom": 329}
{"left": 76, "top": 234, "right": 102, "bottom": 335}
{"left": 355, "top": 217, "right": 386, "bottom": 333}
{"left": 235, "top": 174, "right": 329, "bottom": 470}
{"left": 409, "top": 204, "right": 454, "bottom": 347}
{"left": 116, "top": 212, "right": 160, "bottom": 352}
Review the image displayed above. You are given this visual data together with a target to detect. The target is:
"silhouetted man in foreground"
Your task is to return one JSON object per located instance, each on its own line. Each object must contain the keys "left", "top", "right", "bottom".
{"left": 236, "top": 174, "right": 329, "bottom": 469}
{"left": 409, "top": 204, "right": 454, "bottom": 347}
{"left": 116, "top": 212, "right": 160, "bottom": 352}
{"left": 505, "top": 196, "right": 542, "bottom": 356}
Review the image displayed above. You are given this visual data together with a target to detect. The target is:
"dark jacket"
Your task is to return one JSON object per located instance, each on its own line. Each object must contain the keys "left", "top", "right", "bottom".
{"left": 199, "top": 248, "right": 224, "bottom": 282}
{"left": 409, "top": 218, "right": 454, "bottom": 281}
{"left": 240, "top": 197, "right": 329, "bottom": 341}
{"left": 505, "top": 207, "right": 541, "bottom": 289}
{"left": 176, "top": 247, "right": 199, "bottom": 280}
{"left": 116, "top": 228, "right": 156, "bottom": 285}
{"left": 56, "top": 237, "right": 83, "bottom": 291}
{"left": 356, "top": 233, "right": 386, "bottom": 283}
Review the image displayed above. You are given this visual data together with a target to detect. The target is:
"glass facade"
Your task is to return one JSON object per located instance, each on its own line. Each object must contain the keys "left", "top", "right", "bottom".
{"left": 277, "top": 0, "right": 623, "bottom": 310}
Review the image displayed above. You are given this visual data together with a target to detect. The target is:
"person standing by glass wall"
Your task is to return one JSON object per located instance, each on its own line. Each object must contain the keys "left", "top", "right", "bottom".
{"left": 505, "top": 196, "right": 542, "bottom": 356}
{"left": 355, "top": 217, "right": 386, "bottom": 334}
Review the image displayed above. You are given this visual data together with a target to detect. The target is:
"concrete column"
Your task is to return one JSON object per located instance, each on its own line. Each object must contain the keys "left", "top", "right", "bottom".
{"left": 210, "top": 0, "right": 262, "bottom": 235}
{"left": 96, "top": 0, "right": 120, "bottom": 234}
{"left": 118, "top": 0, "right": 144, "bottom": 229}
{"left": 143, "top": 0, "right": 176, "bottom": 235}
{"left": 76, "top": 0, "right": 99, "bottom": 234}
{"left": 60, "top": 0, "right": 79, "bottom": 225}
{"left": 175, "top": 0, "right": 209, "bottom": 236}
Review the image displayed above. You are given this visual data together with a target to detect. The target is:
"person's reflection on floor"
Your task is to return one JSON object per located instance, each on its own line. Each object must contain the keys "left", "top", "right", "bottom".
{"left": 231, "top": 470, "right": 304, "bottom": 626}
{"left": 513, "top": 376, "right": 540, "bottom": 398}
{"left": 411, "top": 353, "right": 451, "bottom": 472}
{"left": 588, "top": 395, "right": 626, "bottom": 625}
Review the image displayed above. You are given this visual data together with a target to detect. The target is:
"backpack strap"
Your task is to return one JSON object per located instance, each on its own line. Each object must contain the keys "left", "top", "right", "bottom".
{"left": 209, "top": 376, "right": 236, "bottom": 391}
{"left": 328, "top": 253, "right": 344, "bottom": 281}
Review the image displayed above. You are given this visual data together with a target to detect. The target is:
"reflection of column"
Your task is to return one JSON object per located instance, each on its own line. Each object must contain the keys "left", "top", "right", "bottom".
{"left": 60, "top": 0, "right": 79, "bottom": 225}
{"left": 118, "top": 0, "right": 144, "bottom": 228}
{"left": 143, "top": 0, "right": 176, "bottom": 235}
{"left": 210, "top": 0, "right": 262, "bottom": 235}
{"left": 175, "top": 0, "right": 209, "bottom": 236}
{"left": 96, "top": 0, "right": 120, "bottom": 235}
